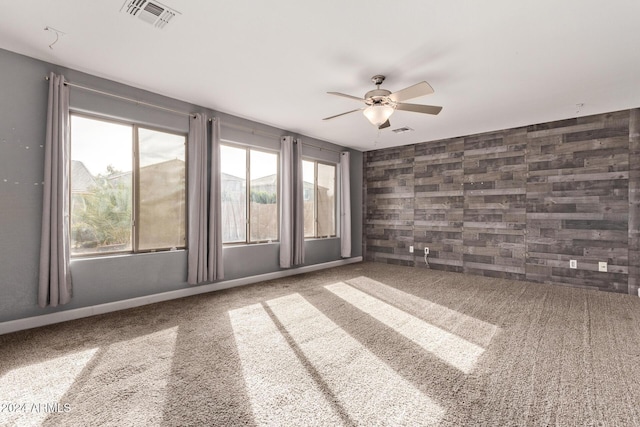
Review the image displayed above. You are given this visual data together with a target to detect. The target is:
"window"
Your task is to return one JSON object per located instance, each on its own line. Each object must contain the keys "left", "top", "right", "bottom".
{"left": 302, "top": 160, "right": 336, "bottom": 238}
{"left": 221, "top": 144, "right": 279, "bottom": 243}
{"left": 220, "top": 145, "right": 246, "bottom": 243}
{"left": 70, "top": 114, "right": 186, "bottom": 256}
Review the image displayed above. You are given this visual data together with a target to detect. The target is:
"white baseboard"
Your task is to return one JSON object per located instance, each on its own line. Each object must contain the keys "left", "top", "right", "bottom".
{"left": 0, "top": 257, "right": 362, "bottom": 336}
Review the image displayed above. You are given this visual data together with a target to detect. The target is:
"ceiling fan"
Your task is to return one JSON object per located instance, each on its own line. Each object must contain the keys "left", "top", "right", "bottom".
{"left": 323, "top": 75, "right": 442, "bottom": 129}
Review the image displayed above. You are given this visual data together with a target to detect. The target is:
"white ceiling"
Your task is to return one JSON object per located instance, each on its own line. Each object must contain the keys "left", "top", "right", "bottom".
{"left": 1, "top": 1, "right": 639, "bottom": 151}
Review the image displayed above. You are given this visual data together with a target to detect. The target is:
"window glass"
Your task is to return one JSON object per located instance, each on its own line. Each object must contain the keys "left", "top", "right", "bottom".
{"left": 302, "top": 159, "right": 337, "bottom": 239}
{"left": 302, "top": 160, "right": 315, "bottom": 237}
{"left": 250, "top": 150, "right": 278, "bottom": 242}
{"left": 221, "top": 145, "right": 247, "bottom": 243}
{"left": 317, "top": 163, "right": 336, "bottom": 237}
{"left": 71, "top": 115, "right": 133, "bottom": 254}
{"left": 137, "top": 128, "right": 186, "bottom": 250}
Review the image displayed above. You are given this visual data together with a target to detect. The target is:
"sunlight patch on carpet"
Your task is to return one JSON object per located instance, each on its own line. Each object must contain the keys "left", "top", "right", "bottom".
{"left": 266, "top": 293, "right": 445, "bottom": 426}
{"left": 75, "top": 326, "right": 179, "bottom": 426}
{"left": 229, "top": 303, "right": 343, "bottom": 426}
{"left": 0, "top": 347, "right": 98, "bottom": 427}
{"left": 347, "top": 276, "right": 500, "bottom": 348}
{"left": 326, "top": 282, "right": 485, "bottom": 373}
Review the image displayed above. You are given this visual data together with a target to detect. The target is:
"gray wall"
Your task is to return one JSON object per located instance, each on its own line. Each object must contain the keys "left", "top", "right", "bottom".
{"left": 364, "top": 109, "right": 638, "bottom": 294}
{"left": 0, "top": 48, "right": 362, "bottom": 323}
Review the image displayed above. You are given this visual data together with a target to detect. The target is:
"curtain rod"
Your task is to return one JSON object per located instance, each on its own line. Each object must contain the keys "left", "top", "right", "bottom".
{"left": 217, "top": 120, "right": 282, "bottom": 140}
{"left": 45, "top": 76, "right": 345, "bottom": 154}
{"left": 303, "top": 141, "right": 343, "bottom": 154}
{"left": 45, "top": 76, "right": 196, "bottom": 118}
{"left": 215, "top": 119, "right": 343, "bottom": 154}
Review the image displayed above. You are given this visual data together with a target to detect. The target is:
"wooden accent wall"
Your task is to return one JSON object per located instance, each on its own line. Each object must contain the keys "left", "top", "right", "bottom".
{"left": 413, "top": 137, "right": 464, "bottom": 272}
{"left": 629, "top": 109, "right": 640, "bottom": 296}
{"left": 364, "top": 109, "right": 639, "bottom": 294}
{"left": 364, "top": 146, "right": 415, "bottom": 266}
{"left": 462, "top": 129, "right": 527, "bottom": 280}
{"left": 525, "top": 112, "right": 630, "bottom": 292}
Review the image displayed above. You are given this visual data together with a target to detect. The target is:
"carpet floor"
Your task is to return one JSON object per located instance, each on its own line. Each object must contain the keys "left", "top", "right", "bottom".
{"left": 2, "top": 262, "right": 640, "bottom": 426}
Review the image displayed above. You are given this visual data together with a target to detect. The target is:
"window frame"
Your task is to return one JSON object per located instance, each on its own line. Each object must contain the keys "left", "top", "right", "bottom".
{"left": 220, "top": 142, "right": 280, "bottom": 245}
{"left": 69, "top": 112, "right": 188, "bottom": 257}
{"left": 303, "top": 158, "right": 337, "bottom": 239}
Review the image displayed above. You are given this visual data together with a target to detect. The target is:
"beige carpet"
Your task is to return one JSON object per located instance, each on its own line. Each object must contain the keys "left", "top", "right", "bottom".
{"left": 2, "top": 262, "right": 640, "bottom": 426}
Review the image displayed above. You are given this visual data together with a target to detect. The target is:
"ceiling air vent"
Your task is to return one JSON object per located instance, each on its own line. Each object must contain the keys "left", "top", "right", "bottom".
{"left": 121, "top": 0, "right": 180, "bottom": 29}
{"left": 392, "top": 126, "right": 414, "bottom": 134}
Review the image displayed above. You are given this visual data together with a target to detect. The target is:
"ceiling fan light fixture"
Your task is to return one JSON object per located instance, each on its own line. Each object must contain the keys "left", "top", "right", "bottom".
{"left": 363, "top": 105, "right": 394, "bottom": 127}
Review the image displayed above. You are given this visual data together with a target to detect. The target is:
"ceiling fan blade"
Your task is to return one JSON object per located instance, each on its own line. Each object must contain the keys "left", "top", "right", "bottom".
{"left": 388, "top": 81, "right": 434, "bottom": 102}
{"left": 395, "top": 103, "right": 442, "bottom": 115}
{"left": 327, "top": 92, "right": 364, "bottom": 102}
{"left": 322, "top": 108, "right": 364, "bottom": 121}
{"left": 378, "top": 120, "right": 391, "bottom": 130}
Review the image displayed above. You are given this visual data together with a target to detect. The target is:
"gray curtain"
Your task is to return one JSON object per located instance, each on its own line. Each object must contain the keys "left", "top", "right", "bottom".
{"left": 188, "top": 115, "right": 224, "bottom": 284}
{"left": 340, "top": 151, "right": 352, "bottom": 258}
{"left": 38, "top": 72, "right": 72, "bottom": 307}
{"left": 208, "top": 118, "right": 224, "bottom": 281}
{"left": 280, "top": 136, "right": 305, "bottom": 268}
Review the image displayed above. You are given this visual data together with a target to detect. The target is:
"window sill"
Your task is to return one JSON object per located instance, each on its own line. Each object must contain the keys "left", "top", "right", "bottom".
{"left": 223, "top": 241, "right": 280, "bottom": 248}
{"left": 70, "top": 248, "right": 186, "bottom": 262}
{"left": 304, "top": 236, "right": 339, "bottom": 241}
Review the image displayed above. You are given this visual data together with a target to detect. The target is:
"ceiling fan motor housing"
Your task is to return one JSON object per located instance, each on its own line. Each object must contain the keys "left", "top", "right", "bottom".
{"left": 365, "top": 88, "right": 393, "bottom": 106}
